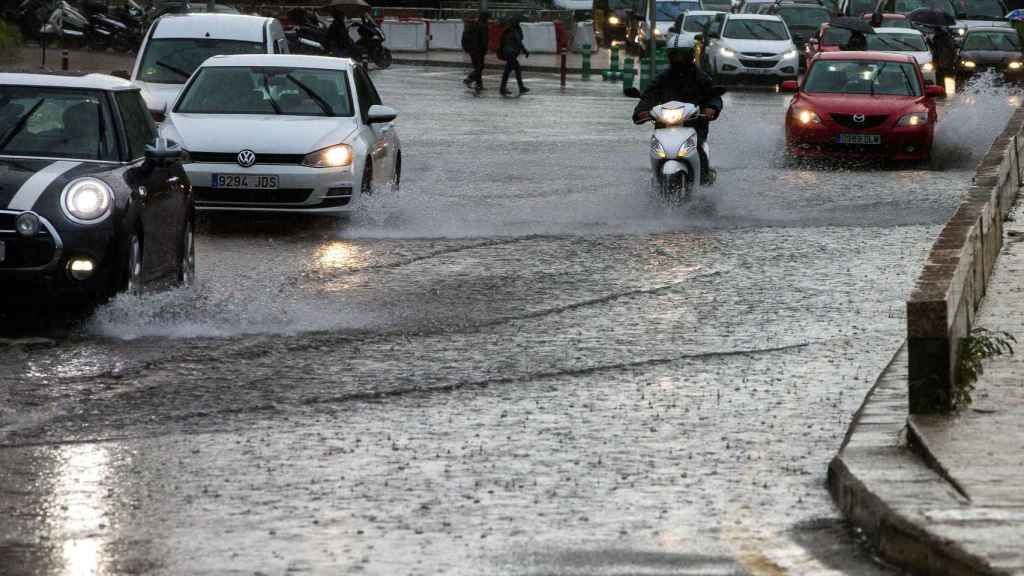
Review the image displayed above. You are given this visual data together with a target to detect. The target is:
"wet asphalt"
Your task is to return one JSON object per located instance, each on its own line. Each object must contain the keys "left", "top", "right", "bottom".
{"left": 0, "top": 67, "right": 1018, "bottom": 575}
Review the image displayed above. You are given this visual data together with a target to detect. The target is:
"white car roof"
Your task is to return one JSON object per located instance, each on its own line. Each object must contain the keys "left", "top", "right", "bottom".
{"left": 0, "top": 72, "right": 135, "bottom": 91}
{"left": 198, "top": 54, "right": 357, "bottom": 70}
{"left": 728, "top": 13, "right": 784, "bottom": 20}
{"left": 874, "top": 27, "right": 923, "bottom": 35}
{"left": 152, "top": 13, "right": 270, "bottom": 41}
{"left": 685, "top": 10, "right": 726, "bottom": 16}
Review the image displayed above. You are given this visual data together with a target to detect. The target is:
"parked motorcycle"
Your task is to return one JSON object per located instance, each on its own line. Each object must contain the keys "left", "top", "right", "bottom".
{"left": 283, "top": 8, "right": 329, "bottom": 54}
{"left": 352, "top": 15, "right": 391, "bottom": 69}
{"left": 82, "top": 0, "right": 139, "bottom": 52}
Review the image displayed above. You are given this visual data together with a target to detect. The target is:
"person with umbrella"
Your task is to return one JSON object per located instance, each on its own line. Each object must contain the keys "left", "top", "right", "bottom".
{"left": 830, "top": 16, "right": 874, "bottom": 50}
{"left": 324, "top": 0, "right": 366, "bottom": 60}
{"left": 905, "top": 6, "right": 958, "bottom": 84}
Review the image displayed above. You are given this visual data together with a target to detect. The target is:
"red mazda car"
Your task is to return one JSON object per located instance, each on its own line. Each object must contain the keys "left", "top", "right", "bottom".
{"left": 783, "top": 52, "right": 945, "bottom": 161}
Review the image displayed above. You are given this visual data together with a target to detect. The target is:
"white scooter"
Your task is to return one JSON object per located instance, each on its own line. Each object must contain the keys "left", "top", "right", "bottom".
{"left": 646, "top": 101, "right": 711, "bottom": 198}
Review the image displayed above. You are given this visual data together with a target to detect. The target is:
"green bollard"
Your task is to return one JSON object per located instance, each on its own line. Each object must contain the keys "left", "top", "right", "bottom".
{"left": 610, "top": 44, "right": 621, "bottom": 81}
{"left": 622, "top": 56, "right": 635, "bottom": 91}
{"left": 582, "top": 44, "right": 592, "bottom": 81}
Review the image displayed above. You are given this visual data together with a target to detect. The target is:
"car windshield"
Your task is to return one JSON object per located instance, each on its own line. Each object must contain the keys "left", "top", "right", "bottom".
{"left": 608, "top": 0, "right": 639, "bottom": 9}
{"left": 175, "top": 66, "right": 354, "bottom": 116}
{"left": 0, "top": 86, "right": 117, "bottom": 161}
{"left": 777, "top": 6, "right": 831, "bottom": 28}
{"left": 958, "top": 0, "right": 1005, "bottom": 19}
{"left": 683, "top": 13, "right": 715, "bottom": 30}
{"left": 962, "top": 30, "right": 1020, "bottom": 50}
{"left": 868, "top": 32, "right": 927, "bottom": 50}
{"left": 823, "top": 26, "right": 852, "bottom": 44}
{"left": 846, "top": 0, "right": 875, "bottom": 15}
{"left": 138, "top": 38, "right": 265, "bottom": 84}
{"left": 740, "top": 1, "right": 772, "bottom": 13}
{"left": 723, "top": 18, "right": 790, "bottom": 39}
{"left": 657, "top": 1, "right": 700, "bottom": 20}
{"left": 804, "top": 60, "right": 922, "bottom": 95}
{"left": 891, "top": 0, "right": 956, "bottom": 17}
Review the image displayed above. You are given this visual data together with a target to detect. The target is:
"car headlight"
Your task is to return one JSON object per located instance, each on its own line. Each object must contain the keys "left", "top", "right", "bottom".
{"left": 678, "top": 134, "right": 698, "bottom": 157}
{"left": 957, "top": 27, "right": 966, "bottom": 36}
{"left": 651, "top": 138, "right": 667, "bottom": 159}
{"left": 61, "top": 178, "right": 113, "bottom": 224}
{"left": 720, "top": 47, "right": 736, "bottom": 58}
{"left": 654, "top": 28, "right": 663, "bottom": 36}
{"left": 897, "top": 111, "right": 928, "bottom": 126}
{"left": 1009, "top": 61, "right": 1023, "bottom": 70}
{"left": 962, "top": 60, "right": 976, "bottom": 69}
{"left": 782, "top": 49, "right": 797, "bottom": 59}
{"left": 608, "top": 15, "right": 621, "bottom": 25}
{"left": 301, "top": 144, "right": 353, "bottom": 168}
{"left": 922, "top": 62, "right": 934, "bottom": 72}
{"left": 792, "top": 107, "right": 821, "bottom": 125}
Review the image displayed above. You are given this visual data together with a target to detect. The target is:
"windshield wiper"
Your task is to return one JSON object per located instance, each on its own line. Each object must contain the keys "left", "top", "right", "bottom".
{"left": 0, "top": 98, "right": 44, "bottom": 151}
{"left": 750, "top": 21, "right": 784, "bottom": 40}
{"left": 261, "top": 74, "right": 283, "bottom": 115}
{"left": 155, "top": 60, "right": 190, "bottom": 79}
{"left": 286, "top": 74, "right": 334, "bottom": 116}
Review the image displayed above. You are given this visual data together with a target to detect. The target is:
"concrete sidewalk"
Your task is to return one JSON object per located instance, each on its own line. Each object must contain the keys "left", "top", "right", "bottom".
{"left": 829, "top": 211, "right": 1024, "bottom": 575}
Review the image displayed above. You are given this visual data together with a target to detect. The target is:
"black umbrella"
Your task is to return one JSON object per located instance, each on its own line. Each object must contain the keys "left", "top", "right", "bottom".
{"left": 906, "top": 7, "right": 957, "bottom": 28}
{"left": 830, "top": 16, "right": 875, "bottom": 34}
{"left": 323, "top": 0, "right": 371, "bottom": 17}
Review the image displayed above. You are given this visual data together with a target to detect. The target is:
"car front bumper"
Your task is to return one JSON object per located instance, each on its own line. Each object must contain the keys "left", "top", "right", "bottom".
{"left": 715, "top": 51, "right": 798, "bottom": 82}
{"left": 184, "top": 162, "right": 358, "bottom": 214}
{"left": 786, "top": 121, "right": 934, "bottom": 161}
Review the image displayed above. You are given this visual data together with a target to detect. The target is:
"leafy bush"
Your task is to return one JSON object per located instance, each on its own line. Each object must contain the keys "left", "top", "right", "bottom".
{"left": 0, "top": 19, "right": 23, "bottom": 58}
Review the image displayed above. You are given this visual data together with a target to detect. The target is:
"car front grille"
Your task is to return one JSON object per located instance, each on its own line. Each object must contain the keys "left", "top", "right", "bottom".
{"left": 194, "top": 187, "right": 314, "bottom": 204}
{"left": 741, "top": 52, "right": 775, "bottom": 57}
{"left": 0, "top": 214, "right": 56, "bottom": 269}
{"left": 830, "top": 114, "right": 889, "bottom": 129}
{"left": 189, "top": 152, "right": 306, "bottom": 165}
{"left": 739, "top": 59, "right": 778, "bottom": 69}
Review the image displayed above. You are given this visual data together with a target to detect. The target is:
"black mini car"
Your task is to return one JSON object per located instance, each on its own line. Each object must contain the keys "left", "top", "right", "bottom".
{"left": 0, "top": 72, "right": 193, "bottom": 306}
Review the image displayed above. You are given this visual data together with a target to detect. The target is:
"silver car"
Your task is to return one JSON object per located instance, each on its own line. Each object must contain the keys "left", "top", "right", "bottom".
{"left": 160, "top": 54, "right": 401, "bottom": 214}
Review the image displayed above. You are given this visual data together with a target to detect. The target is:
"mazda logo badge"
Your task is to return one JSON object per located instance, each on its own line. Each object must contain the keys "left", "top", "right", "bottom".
{"left": 853, "top": 114, "right": 866, "bottom": 123}
{"left": 237, "top": 149, "right": 256, "bottom": 167}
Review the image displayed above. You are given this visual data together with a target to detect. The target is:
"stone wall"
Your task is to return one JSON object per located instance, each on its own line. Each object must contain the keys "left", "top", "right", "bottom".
{"left": 906, "top": 107, "right": 1024, "bottom": 414}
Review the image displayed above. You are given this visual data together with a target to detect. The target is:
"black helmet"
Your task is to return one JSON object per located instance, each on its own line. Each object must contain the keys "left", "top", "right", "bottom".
{"left": 666, "top": 34, "right": 697, "bottom": 67}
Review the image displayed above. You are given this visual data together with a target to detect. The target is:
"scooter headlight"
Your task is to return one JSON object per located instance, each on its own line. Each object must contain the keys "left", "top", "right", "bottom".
{"left": 657, "top": 108, "right": 685, "bottom": 125}
{"left": 608, "top": 15, "right": 622, "bottom": 25}
{"left": 651, "top": 138, "right": 667, "bottom": 159}
{"left": 961, "top": 60, "right": 976, "bottom": 69}
{"left": 61, "top": 178, "right": 113, "bottom": 224}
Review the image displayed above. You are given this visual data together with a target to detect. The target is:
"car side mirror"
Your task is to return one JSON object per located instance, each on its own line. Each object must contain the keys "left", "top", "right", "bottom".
{"left": 925, "top": 84, "right": 946, "bottom": 97}
{"left": 367, "top": 104, "right": 398, "bottom": 124}
{"left": 623, "top": 86, "right": 641, "bottom": 98}
{"left": 145, "top": 138, "right": 183, "bottom": 166}
{"left": 780, "top": 80, "right": 799, "bottom": 92}
{"left": 110, "top": 69, "right": 130, "bottom": 79}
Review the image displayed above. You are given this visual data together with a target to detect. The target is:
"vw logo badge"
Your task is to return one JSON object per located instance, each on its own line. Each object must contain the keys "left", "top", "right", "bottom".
{"left": 853, "top": 114, "right": 866, "bottom": 124}
{"left": 237, "top": 149, "right": 256, "bottom": 167}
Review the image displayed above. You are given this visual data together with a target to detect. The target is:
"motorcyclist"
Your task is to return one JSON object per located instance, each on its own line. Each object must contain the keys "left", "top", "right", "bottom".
{"left": 633, "top": 34, "right": 723, "bottom": 185}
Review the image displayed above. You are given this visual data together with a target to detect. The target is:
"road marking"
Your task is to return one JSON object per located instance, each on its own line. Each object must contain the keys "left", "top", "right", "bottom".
{"left": 7, "top": 160, "right": 81, "bottom": 211}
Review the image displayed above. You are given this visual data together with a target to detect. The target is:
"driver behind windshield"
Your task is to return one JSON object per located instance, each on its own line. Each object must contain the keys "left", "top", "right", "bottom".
{"left": 632, "top": 34, "right": 723, "bottom": 184}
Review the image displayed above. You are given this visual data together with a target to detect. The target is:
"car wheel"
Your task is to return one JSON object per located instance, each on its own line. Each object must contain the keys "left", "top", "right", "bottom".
{"left": 124, "top": 233, "right": 143, "bottom": 296}
{"left": 361, "top": 159, "right": 373, "bottom": 196}
{"left": 177, "top": 218, "right": 196, "bottom": 287}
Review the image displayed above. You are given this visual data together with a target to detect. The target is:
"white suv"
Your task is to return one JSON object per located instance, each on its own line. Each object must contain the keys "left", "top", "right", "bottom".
{"left": 707, "top": 13, "right": 799, "bottom": 82}
{"left": 128, "top": 13, "right": 289, "bottom": 117}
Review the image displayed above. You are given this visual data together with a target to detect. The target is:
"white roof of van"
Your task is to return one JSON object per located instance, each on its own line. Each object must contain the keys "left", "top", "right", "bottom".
{"left": 874, "top": 27, "right": 923, "bottom": 35}
{"left": 152, "top": 13, "right": 269, "bottom": 42}
{"left": 199, "top": 54, "right": 356, "bottom": 70}
{"left": 728, "top": 12, "right": 784, "bottom": 20}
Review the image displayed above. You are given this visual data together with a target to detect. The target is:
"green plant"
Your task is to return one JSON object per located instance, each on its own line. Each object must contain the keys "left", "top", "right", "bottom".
{"left": 955, "top": 327, "right": 1016, "bottom": 409}
{"left": 0, "top": 19, "right": 23, "bottom": 58}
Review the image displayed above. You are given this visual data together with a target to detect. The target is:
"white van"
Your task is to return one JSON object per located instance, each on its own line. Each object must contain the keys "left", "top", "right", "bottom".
{"left": 129, "top": 13, "right": 288, "bottom": 117}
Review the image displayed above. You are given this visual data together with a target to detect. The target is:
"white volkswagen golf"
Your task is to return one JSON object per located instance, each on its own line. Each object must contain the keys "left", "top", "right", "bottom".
{"left": 160, "top": 54, "right": 400, "bottom": 214}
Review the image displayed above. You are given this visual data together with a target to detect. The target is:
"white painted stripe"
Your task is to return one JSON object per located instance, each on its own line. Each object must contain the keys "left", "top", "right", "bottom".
{"left": 6, "top": 161, "right": 81, "bottom": 211}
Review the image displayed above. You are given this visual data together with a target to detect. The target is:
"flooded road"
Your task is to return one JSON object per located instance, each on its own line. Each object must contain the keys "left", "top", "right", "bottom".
{"left": 0, "top": 68, "right": 1016, "bottom": 575}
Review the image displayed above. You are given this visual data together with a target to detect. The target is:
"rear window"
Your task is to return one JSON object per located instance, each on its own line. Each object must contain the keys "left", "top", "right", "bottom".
{"left": 0, "top": 87, "right": 118, "bottom": 161}
{"left": 138, "top": 38, "right": 265, "bottom": 84}
{"left": 175, "top": 66, "right": 354, "bottom": 117}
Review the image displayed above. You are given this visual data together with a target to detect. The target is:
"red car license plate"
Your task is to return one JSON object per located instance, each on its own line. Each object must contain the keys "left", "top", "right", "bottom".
{"left": 838, "top": 134, "right": 881, "bottom": 145}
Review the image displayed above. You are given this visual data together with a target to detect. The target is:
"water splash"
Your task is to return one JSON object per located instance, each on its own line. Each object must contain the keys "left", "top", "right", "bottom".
{"left": 931, "top": 71, "right": 1021, "bottom": 170}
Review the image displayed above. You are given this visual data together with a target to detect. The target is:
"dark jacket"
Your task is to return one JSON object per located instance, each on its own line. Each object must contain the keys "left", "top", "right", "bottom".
{"left": 327, "top": 15, "right": 357, "bottom": 57}
{"left": 499, "top": 24, "right": 529, "bottom": 59}
{"left": 464, "top": 16, "right": 490, "bottom": 56}
{"left": 632, "top": 65, "right": 723, "bottom": 125}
